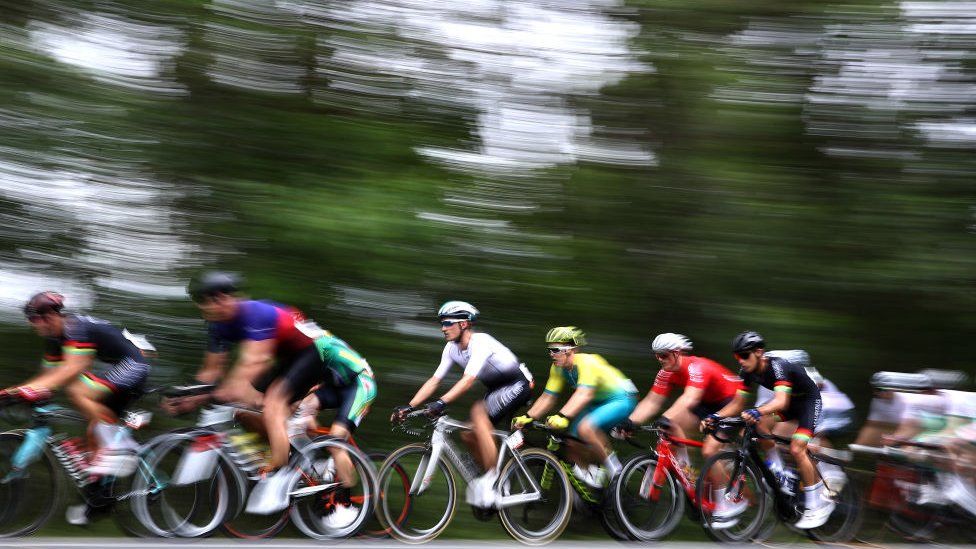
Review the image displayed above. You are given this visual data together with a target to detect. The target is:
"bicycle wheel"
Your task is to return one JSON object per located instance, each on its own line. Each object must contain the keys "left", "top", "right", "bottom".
{"left": 360, "top": 451, "right": 408, "bottom": 538}
{"left": 0, "top": 431, "right": 63, "bottom": 537}
{"left": 497, "top": 448, "right": 573, "bottom": 545}
{"left": 289, "top": 437, "right": 378, "bottom": 540}
{"left": 697, "top": 450, "right": 768, "bottom": 543}
{"left": 610, "top": 453, "right": 684, "bottom": 541}
{"left": 376, "top": 443, "right": 457, "bottom": 543}
{"left": 806, "top": 469, "right": 863, "bottom": 543}
{"left": 129, "top": 432, "right": 242, "bottom": 538}
{"left": 219, "top": 476, "right": 290, "bottom": 539}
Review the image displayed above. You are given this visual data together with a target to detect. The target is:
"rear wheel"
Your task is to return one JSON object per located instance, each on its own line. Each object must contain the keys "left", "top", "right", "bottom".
{"left": 610, "top": 453, "right": 684, "bottom": 541}
{"left": 497, "top": 448, "right": 573, "bottom": 544}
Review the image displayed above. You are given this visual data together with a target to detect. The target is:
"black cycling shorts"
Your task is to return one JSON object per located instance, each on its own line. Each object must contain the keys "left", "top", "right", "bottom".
{"left": 484, "top": 378, "right": 532, "bottom": 425}
{"left": 777, "top": 396, "right": 822, "bottom": 437}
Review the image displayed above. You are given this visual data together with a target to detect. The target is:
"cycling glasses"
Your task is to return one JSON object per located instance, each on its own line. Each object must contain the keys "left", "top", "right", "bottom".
{"left": 440, "top": 319, "right": 465, "bottom": 327}
{"left": 734, "top": 350, "right": 753, "bottom": 360}
{"left": 547, "top": 346, "right": 573, "bottom": 356}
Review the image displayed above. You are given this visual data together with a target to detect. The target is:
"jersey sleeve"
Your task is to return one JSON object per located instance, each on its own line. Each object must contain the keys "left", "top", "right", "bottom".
{"left": 769, "top": 359, "right": 793, "bottom": 393}
{"left": 432, "top": 344, "right": 454, "bottom": 379}
{"left": 651, "top": 369, "right": 673, "bottom": 396}
{"left": 543, "top": 364, "right": 564, "bottom": 395}
{"left": 462, "top": 343, "right": 492, "bottom": 379}
{"left": 42, "top": 338, "right": 64, "bottom": 368}
{"left": 62, "top": 318, "right": 96, "bottom": 356}
{"left": 738, "top": 369, "right": 754, "bottom": 395}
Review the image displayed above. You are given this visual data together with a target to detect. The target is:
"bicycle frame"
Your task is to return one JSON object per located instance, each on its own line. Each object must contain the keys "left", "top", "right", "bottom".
{"left": 644, "top": 431, "right": 707, "bottom": 507}
{"left": 408, "top": 415, "right": 544, "bottom": 509}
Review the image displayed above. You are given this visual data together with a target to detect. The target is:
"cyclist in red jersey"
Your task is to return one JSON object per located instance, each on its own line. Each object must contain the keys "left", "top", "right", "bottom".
{"left": 620, "top": 333, "right": 744, "bottom": 466}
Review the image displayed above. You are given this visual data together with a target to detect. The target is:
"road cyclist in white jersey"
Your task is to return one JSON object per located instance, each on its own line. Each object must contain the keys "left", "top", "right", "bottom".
{"left": 392, "top": 301, "right": 533, "bottom": 508}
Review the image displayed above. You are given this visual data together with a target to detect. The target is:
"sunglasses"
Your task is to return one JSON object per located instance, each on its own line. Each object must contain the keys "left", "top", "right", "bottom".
{"left": 655, "top": 352, "right": 671, "bottom": 360}
{"left": 547, "top": 347, "right": 572, "bottom": 356}
{"left": 440, "top": 320, "right": 465, "bottom": 327}
{"left": 734, "top": 351, "right": 753, "bottom": 360}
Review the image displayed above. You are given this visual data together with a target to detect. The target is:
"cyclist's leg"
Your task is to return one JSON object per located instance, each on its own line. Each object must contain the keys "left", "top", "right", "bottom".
{"left": 576, "top": 394, "right": 636, "bottom": 476}
{"left": 470, "top": 378, "right": 532, "bottom": 473}
{"left": 327, "top": 372, "right": 376, "bottom": 488}
{"left": 266, "top": 348, "right": 324, "bottom": 469}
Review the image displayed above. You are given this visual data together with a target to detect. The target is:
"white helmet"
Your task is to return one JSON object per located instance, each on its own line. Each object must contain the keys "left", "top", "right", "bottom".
{"left": 651, "top": 333, "right": 693, "bottom": 353}
{"left": 437, "top": 300, "right": 479, "bottom": 322}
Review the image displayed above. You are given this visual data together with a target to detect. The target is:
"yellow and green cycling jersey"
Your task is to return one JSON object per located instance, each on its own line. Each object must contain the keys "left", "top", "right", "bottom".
{"left": 543, "top": 352, "right": 637, "bottom": 402}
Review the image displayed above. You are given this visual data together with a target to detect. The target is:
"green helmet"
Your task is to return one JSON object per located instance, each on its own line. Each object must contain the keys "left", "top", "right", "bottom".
{"left": 545, "top": 326, "right": 587, "bottom": 347}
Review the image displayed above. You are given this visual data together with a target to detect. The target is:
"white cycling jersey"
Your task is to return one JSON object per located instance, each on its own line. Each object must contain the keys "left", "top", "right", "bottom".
{"left": 433, "top": 332, "right": 527, "bottom": 389}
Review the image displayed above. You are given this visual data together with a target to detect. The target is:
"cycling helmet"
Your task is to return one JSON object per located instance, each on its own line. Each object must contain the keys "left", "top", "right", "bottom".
{"left": 545, "top": 326, "right": 587, "bottom": 347}
{"left": 437, "top": 300, "right": 479, "bottom": 322}
{"left": 188, "top": 271, "right": 242, "bottom": 303}
{"left": 732, "top": 331, "right": 765, "bottom": 353}
{"left": 651, "top": 333, "right": 693, "bottom": 353}
{"left": 24, "top": 291, "right": 65, "bottom": 318}
{"left": 917, "top": 369, "right": 968, "bottom": 390}
{"left": 870, "top": 371, "right": 932, "bottom": 392}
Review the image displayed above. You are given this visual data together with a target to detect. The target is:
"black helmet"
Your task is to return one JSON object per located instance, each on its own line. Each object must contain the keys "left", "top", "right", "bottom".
{"left": 732, "top": 331, "right": 765, "bottom": 354}
{"left": 188, "top": 272, "right": 242, "bottom": 303}
{"left": 24, "top": 291, "right": 65, "bottom": 319}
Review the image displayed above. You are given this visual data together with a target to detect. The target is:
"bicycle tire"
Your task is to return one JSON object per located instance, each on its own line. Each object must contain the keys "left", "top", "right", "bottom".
{"left": 696, "top": 450, "right": 768, "bottom": 543}
{"left": 376, "top": 443, "right": 457, "bottom": 543}
{"left": 497, "top": 447, "right": 573, "bottom": 545}
{"left": 806, "top": 470, "right": 863, "bottom": 543}
{"left": 0, "top": 431, "right": 63, "bottom": 537}
{"left": 289, "top": 437, "right": 378, "bottom": 540}
{"left": 361, "top": 451, "right": 409, "bottom": 538}
{"left": 610, "top": 453, "right": 684, "bottom": 541}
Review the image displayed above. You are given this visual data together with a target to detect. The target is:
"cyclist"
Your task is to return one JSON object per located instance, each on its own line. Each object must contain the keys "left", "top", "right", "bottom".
{"left": 513, "top": 326, "right": 637, "bottom": 488}
{"left": 855, "top": 371, "right": 940, "bottom": 447}
{"left": 717, "top": 331, "right": 832, "bottom": 529}
{"left": 620, "top": 333, "right": 743, "bottom": 468}
{"left": 3, "top": 292, "right": 152, "bottom": 525}
{"left": 186, "top": 272, "right": 376, "bottom": 525}
{"left": 757, "top": 364, "right": 853, "bottom": 489}
{"left": 392, "top": 301, "right": 533, "bottom": 508}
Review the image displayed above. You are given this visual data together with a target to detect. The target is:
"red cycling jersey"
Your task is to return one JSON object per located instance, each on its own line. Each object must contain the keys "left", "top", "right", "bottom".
{"left": 652, "top": 355, "right": 743, "bottom": 404}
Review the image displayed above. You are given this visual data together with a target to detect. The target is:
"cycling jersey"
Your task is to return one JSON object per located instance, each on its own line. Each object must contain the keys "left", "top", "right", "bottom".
{"left": 42, "top": 314, "right": 151, "bottom": 404}
{"left": 651, "top": 355, "right": 743, "bottom": 405}
{"left": 740, "top": 352, "right": 821, "bottom": 438}
{"left": 544, "top": 353, "right": 637, "bottom": 402}
{"left": 758, "top": 378, "right": 853, "bottom": 436}
{"left": 207, "top": 300, "right": 315, "bottom": 361}
{"left": 433, "top": 332, "right": 529, "bottom": 389}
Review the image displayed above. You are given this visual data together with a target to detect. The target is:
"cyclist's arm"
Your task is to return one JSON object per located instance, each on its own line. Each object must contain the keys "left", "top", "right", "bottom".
{"left": 215, "top": 339, "right": 275, "bottom": 403}
{"left": 527, "top": 391, "right": 557, "bottom": 419}
{"left": 561, "top": 386, "right": 595, "bottom": 418}
{"left": 714, "top": 391, "right": 746, "bottom": 418}
{"left": 22, "top": 351, "right": 93, "bottom": 390}
{"left": 630, "top": 390, "right": 666, "bottom": 424}
{"left": 408, "top": 376, "right": 441, "bottom": 408}
{"left": 438, "top": 374, "right": 477, "bottom": 405}
{"left": 196, "top": 351, "right": 228, "bottom": 384}
{"left": 663, "top": 386, "right": 704, "bottom": 420}
{"left": 756, "top": 389, "right": 789, "bottom": 416}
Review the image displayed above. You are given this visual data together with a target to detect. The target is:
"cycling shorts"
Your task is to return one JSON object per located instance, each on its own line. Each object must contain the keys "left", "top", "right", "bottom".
{"left": 80, "top": 357, "right": 150, "bottom": 414}
{"left": 691, "top": 396, "right": 734, "bottom": 420}
{"left": 570, "top": 393, "right": 637, "bottom": 436}
{"left": 484, "top": 377, "right": 532, "bottom": 425}
{"left": 313, "top": 371, "right": 377, "bottom": 432}
{"left": 774, "top": 396, "right": 822, "bottom": 440}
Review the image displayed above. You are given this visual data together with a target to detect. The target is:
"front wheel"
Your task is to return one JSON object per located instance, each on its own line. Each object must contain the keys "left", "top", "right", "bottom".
{"left": 497, "top": 448, "right": 572, "bottom": 545}
{"left": 610, "top": 453, "right": 684, "bottom": 541}
{"left": 0, "top": 431, "right": 63, "bottom": 537}
{"left": 376, "top": 443, "right": 457, "bottom": 543}
{"left": 697, "top": 450, "right": 768, "bottom": 543}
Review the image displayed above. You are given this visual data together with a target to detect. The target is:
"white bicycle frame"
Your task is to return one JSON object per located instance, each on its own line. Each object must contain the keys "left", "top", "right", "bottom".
{"left": 408, "top": 415, "right": 544, "bottom": 509}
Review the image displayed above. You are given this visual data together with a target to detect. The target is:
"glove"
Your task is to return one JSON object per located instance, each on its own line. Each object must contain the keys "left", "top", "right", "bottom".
{"left": 545, "top": 413, "right": 570, "bottom": 431}
{"left": 612, "top": 418, "right": 636, "bottom": 439}
{"left": 701, "top": 413, "right": 722, "bottom": 432}
{"left": 511, "top": 414, "right": 534, "bottom": 430}
{"left": 424, "top": 399, "right": 448, "bottom": 417}
{"left": 742, "top": 408, "right": 762, "bottom": 424}
{"left": 14, "top": 386, "right": 51, "bottom": 403}
{"left": 391, "top": 405, "right": 413, "bottom": 423}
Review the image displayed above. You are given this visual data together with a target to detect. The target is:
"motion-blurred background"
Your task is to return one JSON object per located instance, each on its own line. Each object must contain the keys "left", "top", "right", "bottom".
{"left": 1, "top": 0, "right": 973, "bottom": 475}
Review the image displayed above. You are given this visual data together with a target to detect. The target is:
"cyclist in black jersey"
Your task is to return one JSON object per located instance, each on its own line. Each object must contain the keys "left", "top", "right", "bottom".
{"left": 3, "top": 292, "right": 152, "bottom": 524}
{"left": 707, "top": 331, "right": 831, "bottom": 529}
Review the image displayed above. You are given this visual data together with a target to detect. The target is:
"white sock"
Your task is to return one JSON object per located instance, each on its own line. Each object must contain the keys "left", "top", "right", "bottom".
{"left": 604, "top": 452, "right": 622, "bottom": 476}
{"left": 803, "top": 481, "right": 824, "bottom": 509}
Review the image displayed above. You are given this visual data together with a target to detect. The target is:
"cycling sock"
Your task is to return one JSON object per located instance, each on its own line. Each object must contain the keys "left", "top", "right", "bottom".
{"left": 604, "top": 452, "right": 622, "bottom": 476}
{"left": 803, "top": 481, "right": 824, "bottom": 509}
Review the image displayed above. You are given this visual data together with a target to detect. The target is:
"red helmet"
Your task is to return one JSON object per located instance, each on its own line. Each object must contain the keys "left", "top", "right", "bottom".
{"left": 24, "top": 291, "right": 65, "bottom": 319}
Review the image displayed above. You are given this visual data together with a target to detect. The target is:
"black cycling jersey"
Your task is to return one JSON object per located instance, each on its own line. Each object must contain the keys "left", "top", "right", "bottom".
{"left": 739, "top": 354, "right": 820, "bottom": 400}
{"left": 44, "top": 314, "right": 145, "bottom": 366}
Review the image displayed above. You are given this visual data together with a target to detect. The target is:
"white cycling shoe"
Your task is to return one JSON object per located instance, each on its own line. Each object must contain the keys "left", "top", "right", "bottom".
{"left": 320, "top": 504, "right": 360, "bottom": 531}
{"left": 794, "top": 499, "right": 837, "bottom": 529}
{"left": 710, "top": 490, "right": 747, "bottom": 530}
